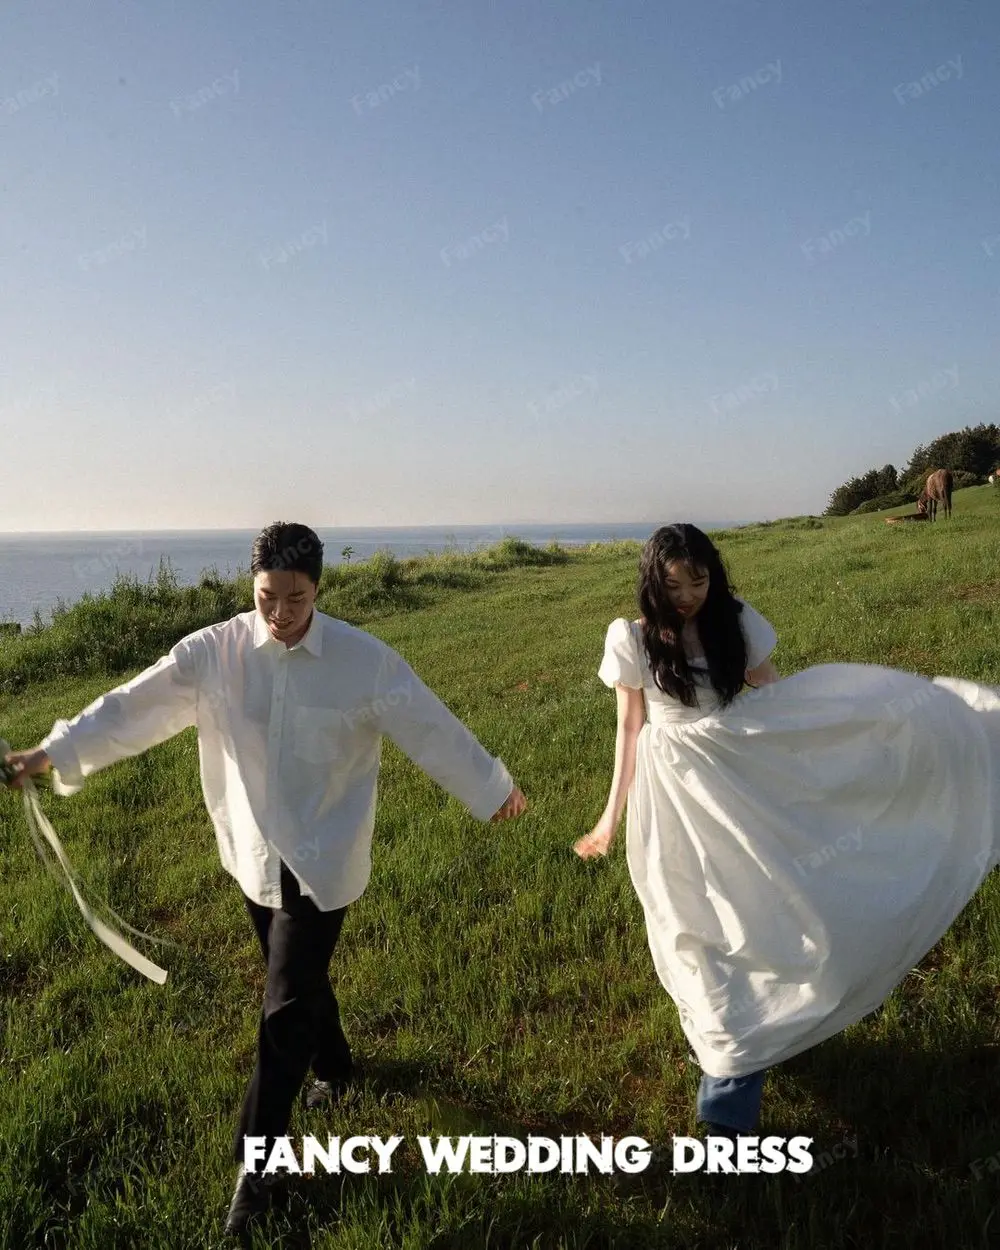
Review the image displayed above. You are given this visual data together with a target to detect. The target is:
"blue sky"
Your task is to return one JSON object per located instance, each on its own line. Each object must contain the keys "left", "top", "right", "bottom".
{"left": 2, "top": 0, "right": 997, "bottom": 530}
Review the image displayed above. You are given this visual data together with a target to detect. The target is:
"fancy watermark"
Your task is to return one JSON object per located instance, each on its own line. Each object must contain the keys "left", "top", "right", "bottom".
{"left": 800, "top": 211, "right": 871, "bottom": 263}
{"left": 169, "top": 70, "right": 240, "bottom": 118}
{"left": 618, "top": 219, "right": 691, "bottom": 265}
{"left": 531, "top": 63, "right": 602, "bottom": 112}
{"left": 526, "top": 374, "right": 598, "bottom": 422}
{"left": 982, "top": 235, "right": 1000, "bottom": 260}
{"left": 709, "top": 372, "right": 777, "bottom": 416}
{"left": 71, "top": 538, "right": 145, "bottom": 581}
{"left": 351, "top": 65, "right": 420, "bottom": 116}
{"left": 1, "top": 381, "right": 61, "bottom": 419}
{"left": 793, "top": 825, "right": 864, "bottom": 877}
{"left": 259, "top": 220, "right": 328, "bottom": 271}
{"left": 339, "top": 683, "right": 416, "bottom": 731}
{"left": 712, "top": 60, "right": 782, "bottom": 110}
{"left": 893, "top": 56, "right": 963, "bottom": 106}
{"left": 168, "top": 380, "right": 238, "bottom": 425}
{"left": 348, "top": 376, "right": 417, "bottom": 425}
{"left": 254, "top": 533, "right": 325, "bottom": 576}
{"left": 888, "top": 364, "right": 958, "bottom": 413}
{"left": 970, "top": 1146, "right": 1000, "bottom": 1180}
{"left": 883, "top": 685, "right": 938, "bottom": 716}
{"left": 1, "top": 71, "right": 59, "bottom": 120}
{"left": 77, "top": 225, "right": 147, "bottom": 273}
{"left": 790, "top": 1135, "right": 858, "bottom": 1182}
{"left": 440, "top": 216, "right": 509, "bottom": 267}
{"left": 703, "top": 981, "right": 769, "bottom": 1035}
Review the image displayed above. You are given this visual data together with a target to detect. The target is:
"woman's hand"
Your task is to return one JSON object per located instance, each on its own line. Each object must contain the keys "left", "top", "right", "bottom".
{"left": 574, "top": 812, "right": 618, "bottom": 859}
{"left": 746, "top": 659, "right": 780, "bottom": 688}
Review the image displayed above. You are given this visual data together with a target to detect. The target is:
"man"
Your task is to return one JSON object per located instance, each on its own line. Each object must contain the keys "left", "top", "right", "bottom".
{"left": 4, "top": 521, "right": 527, "bottom": 1236}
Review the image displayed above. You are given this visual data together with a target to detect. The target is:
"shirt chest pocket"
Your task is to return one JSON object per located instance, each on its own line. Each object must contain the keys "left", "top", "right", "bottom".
{"left": 292, "top": 707, "right": 349, "bottom": 765}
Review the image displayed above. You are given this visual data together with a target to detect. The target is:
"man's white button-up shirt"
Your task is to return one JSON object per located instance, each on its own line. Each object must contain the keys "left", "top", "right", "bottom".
{"left": 40, "top": 609, "right": 514, "bottom": 910}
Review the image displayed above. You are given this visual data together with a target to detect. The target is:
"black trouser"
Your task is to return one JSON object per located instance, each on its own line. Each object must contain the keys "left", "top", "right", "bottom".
{"left": 233, "top": 860, "right": 352, "bottom": 1163}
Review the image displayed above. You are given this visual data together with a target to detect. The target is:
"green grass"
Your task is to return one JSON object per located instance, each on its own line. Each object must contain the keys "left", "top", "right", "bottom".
{"left": 2, "top": 495, "right": 1000, "bottom": 1248}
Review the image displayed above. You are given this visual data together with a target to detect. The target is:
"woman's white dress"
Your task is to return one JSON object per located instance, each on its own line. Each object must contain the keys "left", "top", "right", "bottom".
{"left": 598, "top": 602, "right": 1000, "bottom": 1078}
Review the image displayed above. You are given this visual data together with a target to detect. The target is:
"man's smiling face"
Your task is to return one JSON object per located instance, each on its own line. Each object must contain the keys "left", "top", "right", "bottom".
{"left": 253, "top": 568, "right": 318, "bottom": 647}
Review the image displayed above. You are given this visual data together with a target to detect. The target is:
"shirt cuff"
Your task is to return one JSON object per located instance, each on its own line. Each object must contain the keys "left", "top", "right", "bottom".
{"left": 469, "top": 756, "right": 515, "bottom": 821}
{"left": 39, "top": 720, "right": 85, "bottom": 796}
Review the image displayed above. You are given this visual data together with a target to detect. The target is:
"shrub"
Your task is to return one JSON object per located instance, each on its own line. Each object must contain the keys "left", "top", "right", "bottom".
{"left": 0, "top": 539, "right": 569, "bottom": 692}
{"left": 317, "top": 550, "right": 414, "bottom": 619}
{"left": 852, "top": 491, "right": 914, "bottom": 514}
{"left": 473, "top": 537, "right": 569, "bottom": 570}
{"left": 733, "top": 516, "right": 824, "bottom": 530}
{"left": 0, "top": 564, "right": 253, "bottom": 695}
{"left": 772, "top": 516, "right": 824, "bottom": 530}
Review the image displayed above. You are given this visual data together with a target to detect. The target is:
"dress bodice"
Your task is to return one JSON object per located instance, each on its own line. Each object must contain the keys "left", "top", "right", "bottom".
{"left": 627, "top": 619, "right": 724, "bottom": 725}
{"left": 644, "top": 683, "right": 723, "bottom": 725}
{"left": 598, "top": 603, "right": 778, "bottom": 728}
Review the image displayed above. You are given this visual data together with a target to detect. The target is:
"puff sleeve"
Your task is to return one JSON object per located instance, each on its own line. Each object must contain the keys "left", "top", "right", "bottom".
{"left": 738, "top": 600, "right": 778, "bottom": 670}
{"left": 598, "top": 618, "right": 644, "bottom": 689}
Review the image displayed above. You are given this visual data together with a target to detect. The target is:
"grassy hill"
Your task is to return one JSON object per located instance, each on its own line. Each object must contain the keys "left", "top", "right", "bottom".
{"left": 1, "top": 489, "right": 999, "bottom": 1248}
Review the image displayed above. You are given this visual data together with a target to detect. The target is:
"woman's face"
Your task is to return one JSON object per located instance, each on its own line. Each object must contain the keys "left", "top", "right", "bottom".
{"left": 663, "top": 560, "right": 710, "bottom": 619}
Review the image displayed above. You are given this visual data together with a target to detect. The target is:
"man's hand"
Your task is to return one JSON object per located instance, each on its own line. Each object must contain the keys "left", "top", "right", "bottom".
{"left": 491, "top": 785, "right": 527, "bottom": 822}
{"left": 2, "top": 747, "right": 51, "bottom": 790}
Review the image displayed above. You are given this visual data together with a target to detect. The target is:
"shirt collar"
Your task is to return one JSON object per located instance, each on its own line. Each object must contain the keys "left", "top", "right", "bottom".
{"left": 252, "top": 608, "right": 323, "bottom": 657}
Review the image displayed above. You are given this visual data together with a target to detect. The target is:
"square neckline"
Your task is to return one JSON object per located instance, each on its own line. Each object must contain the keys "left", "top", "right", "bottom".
{"left": 630, "top": 617, "right": 710, "bottom": 672}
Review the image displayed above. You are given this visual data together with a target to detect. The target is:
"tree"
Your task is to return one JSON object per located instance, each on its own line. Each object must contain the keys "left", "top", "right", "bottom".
{"left": 830, "top": 423, "right": 1000, "bottom": 515}
{"left": 825, "top": 464, "right": 897, "bottom": 515}
{"left": 341, "top": 546, "right": 354, "bottom": 563}
{"left": 875, "top": 463, "right": 898, "bottom": 494}
{"left": 902, "top": 423, "right": 1000, "bottom": 480}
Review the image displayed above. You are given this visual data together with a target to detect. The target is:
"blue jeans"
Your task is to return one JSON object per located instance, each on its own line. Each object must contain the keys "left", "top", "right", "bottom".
{"left": 697, "top": 1069, "right": 767, "bottom": 1132}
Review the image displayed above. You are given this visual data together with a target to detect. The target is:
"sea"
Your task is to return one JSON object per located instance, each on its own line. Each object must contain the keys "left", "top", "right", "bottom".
{"left": 0, "top": 522, "right": 747, "bottom": 630}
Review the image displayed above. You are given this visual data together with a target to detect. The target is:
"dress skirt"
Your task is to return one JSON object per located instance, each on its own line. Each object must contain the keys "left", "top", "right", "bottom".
{"left": 625, "top": 662, "right": 1000, "bottom": 1078}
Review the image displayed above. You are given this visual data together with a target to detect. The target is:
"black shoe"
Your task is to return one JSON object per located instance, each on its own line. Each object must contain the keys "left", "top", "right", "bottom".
{"left": 223, "top": 1165, "right": 276, "bottom": 1237}
{"left": 301, "top": 1067, "right": 354, "bottom": 1110}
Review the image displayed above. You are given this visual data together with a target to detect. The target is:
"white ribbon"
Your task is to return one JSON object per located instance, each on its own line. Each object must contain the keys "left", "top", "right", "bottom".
{"left": 19, "top": 776, "right": 172, "bottom": 984}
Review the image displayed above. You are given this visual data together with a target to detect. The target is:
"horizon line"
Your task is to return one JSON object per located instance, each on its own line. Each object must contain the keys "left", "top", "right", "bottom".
{"left": 0, "top": 518, "right": 766, "bottom": 537}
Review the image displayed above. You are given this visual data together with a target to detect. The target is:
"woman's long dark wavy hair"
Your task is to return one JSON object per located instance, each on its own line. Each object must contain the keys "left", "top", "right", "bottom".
{"left": 638, "top": 524, "right": 748, "bottom": 709}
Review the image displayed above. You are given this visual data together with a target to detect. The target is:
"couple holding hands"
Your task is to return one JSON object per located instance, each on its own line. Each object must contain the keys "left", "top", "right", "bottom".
{"left": 6, "top": 520, "right": 1000, "bottom": 1235}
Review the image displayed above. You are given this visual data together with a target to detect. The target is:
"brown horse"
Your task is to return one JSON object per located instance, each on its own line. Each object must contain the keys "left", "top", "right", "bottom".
{"left": 917, "top": 469, "right": 953, "bottom": 520}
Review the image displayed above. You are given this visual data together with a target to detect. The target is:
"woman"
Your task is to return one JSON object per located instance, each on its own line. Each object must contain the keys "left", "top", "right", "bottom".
{"left": 575, "top": 524, "right": 1000, "bottom": 1138}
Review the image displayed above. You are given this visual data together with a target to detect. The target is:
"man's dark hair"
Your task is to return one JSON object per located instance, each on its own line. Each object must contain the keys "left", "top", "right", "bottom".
{"left": 250, "top": 522, "right": 324, "bottom": 586}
